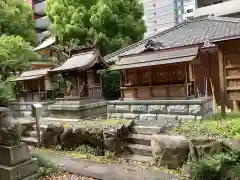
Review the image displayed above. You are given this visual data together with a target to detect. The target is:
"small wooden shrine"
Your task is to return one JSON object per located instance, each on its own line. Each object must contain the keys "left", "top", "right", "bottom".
{"left": 32, "top": 36, "right": 56, "bottom": 69}
{"left": 15, "top": 68, "right": 56, "bottom": 102}
{"left": 49, "top": 47, "right": 107, "bottom": 100}
{"left": 111, "top": 42, "right": 200, "bottom": 100}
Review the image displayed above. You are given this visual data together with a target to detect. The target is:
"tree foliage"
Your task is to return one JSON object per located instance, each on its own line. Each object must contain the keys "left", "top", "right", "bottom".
{"left": 0, "top": 35, "right": 39, "bottom": 79}
{"left": 0, "top": 0, "right": 36, "bottom": 44}
{"left": 46, "top": 0, "right": 146, "bottom": 55}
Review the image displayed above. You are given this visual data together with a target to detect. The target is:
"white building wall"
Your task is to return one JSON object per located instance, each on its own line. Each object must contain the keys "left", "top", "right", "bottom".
{"left": 194, "top": 0, "right": 240, "bottom": 17}
{"left": 144, "top": 0, "right": 186, "bottom": 38}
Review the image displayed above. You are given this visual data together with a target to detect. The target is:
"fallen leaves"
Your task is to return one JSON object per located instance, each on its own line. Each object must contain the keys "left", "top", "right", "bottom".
{"left": 39, "top": 172, "right": 97, "bottom": 180}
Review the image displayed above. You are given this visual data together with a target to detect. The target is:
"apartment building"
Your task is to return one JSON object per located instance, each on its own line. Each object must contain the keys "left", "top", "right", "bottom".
{"left": 193, "top": 0, "right": 240, "bottom": 17}
{"left": 143, "top": 0, "right": 196, "bottom": 37}
{"left": 28, "top": 0, "right": 50, "bottom": 42}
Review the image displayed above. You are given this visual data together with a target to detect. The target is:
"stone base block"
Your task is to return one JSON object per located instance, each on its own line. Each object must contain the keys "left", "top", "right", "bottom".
{"left": 0, "top": 158, "right": 38, "bottom": 180}
{"left": 22, "top": 172, "right": 41, "bottom": 180}
{"left": 0, "top": 143, "right": 31, "bottom": 166}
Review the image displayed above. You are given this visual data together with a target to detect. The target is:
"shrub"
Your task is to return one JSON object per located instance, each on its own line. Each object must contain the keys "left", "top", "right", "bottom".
{"left": 0, "top": 76, "right": 18, "bottom": 106}
{"left": 100, "top": 70, "right": 120, "bottom": 100}
{"left": 190, "top": 152, "right": 240, "bottom": 180}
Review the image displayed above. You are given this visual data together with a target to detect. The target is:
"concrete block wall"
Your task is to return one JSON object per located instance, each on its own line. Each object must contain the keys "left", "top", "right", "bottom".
{"left": 107, "top": 97, "right": 213, "bottom": 127}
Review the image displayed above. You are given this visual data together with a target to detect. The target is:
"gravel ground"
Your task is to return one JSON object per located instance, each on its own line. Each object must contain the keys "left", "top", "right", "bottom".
{"left": 39, "top": 172, "right": 97, "bottom": 180}
{"left": 38, "top": 117, "right": 131, "bottom": 132}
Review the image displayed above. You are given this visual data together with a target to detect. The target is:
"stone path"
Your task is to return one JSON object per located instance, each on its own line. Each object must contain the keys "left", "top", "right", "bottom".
{"left": 33, "top": 150, "right": 179, "bottom": 180}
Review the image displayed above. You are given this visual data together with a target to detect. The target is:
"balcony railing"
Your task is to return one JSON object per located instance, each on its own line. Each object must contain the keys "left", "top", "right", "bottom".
{"left": 194, "top": 0, "right": 240, "bottom": 17}
{"left": 34, "top": 0, "right": 46, "bottom": 15}
{"left": 35, "top": 16, "right": 50, "bottom": 29}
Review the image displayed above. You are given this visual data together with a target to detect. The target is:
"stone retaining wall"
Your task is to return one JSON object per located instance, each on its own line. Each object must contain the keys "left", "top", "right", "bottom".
{"left": 48, "top": 101, "right": 107, "bottom": 119}
{"left": 8, "top": 101, "right": 55, "bottom": 118}
{"left": 107, "top": 97, "right": 213, "bottom": 126}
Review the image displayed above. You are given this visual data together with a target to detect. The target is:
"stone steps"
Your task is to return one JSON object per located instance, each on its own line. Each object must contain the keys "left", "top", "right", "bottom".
{"left": 22, "top": 172, "right": 42, "bottom": 180}
{"left": 131, "top": 125, "right": 162, "bottom": 135}
{"left": 24, "top": 130, "right": 42, "bottom": 138}
{"left": 126, "top": 143, "right": 152, "bottom": 157}
{"left": 128, "top": 134, "right": 152, "bottom": 146}
{"left": 122, "top": 154, "right": 152, "bottom": 163}
{"left": 21, "top": 137, "right": 38, "bottom": 147}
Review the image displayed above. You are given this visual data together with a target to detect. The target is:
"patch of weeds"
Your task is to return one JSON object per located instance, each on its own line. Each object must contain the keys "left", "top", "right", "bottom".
{"left": 99, "top": 119, "right": 130, "bottom": 126}
{"left": 38, "top": 167, "right": 54, "bottom": 177}
{"left": 37, "top": 147, "right": 117, "bottom": 164}
{"left": 152, "top": 166, "right": 183, "bottom": 177}
{"left": 172, "top": 112, "right": 240, "bottom": 139}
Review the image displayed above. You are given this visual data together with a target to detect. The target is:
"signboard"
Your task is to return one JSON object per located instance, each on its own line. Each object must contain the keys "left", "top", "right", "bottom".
{"left": 31, "top": 103, "right": 43, "bottom": 118}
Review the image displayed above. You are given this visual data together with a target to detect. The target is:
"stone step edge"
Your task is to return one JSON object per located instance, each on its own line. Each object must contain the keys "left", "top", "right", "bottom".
{"left": 42, "top": 117, "right": 80, "bottom": 122}
{"left": 126, "top": 143, "right": 153, "bottom": 157}
{"left": 128, "top": 134, "right": 153, "bottom": 141}
{"left": 122, "top": 154, "right": 152, "bottom": 163}
{"left": 130, "top": 125, "right": 163, "bottom": 135}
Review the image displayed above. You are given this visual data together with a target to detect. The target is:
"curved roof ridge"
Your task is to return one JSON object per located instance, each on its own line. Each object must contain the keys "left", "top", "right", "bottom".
{"left": 207, "top": 16, "right": 240, "bottom": 23}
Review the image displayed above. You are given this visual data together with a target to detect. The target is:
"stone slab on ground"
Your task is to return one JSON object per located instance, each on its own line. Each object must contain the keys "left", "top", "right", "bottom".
{"left": 127, "top": 143, "right": 152, "bottom": 156}
{"left": 0, "top": 158, "right": 38, "bottom": 180}
{"left": 32, "top": 150, "right": 179, "bottom": 180}
{"left": 128, "top": 134, "right": 153, "bottom": 146}
{"left": 122, "top": 154, "right": 152, "bottom": 163}
{"left": 0, "top": 143, "right": 31, "bottom": 166}
{"left": 131, "top": 125, "right": 163, "bottom": 135}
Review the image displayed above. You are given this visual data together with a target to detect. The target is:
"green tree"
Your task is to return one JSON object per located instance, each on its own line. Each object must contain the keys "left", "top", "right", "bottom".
{"left": 0, "top": 0, "right": 36, "bottom": 44}
{"left": 0, "top": 35, "right": 39, "bottom": 78}
{"left": 46, "top": 0, "right": 146, "bottom": 55}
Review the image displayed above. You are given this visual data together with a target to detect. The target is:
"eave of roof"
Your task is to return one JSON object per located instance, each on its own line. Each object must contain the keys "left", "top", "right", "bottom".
{"left": 50, "top": 49, "right": 101, "bottom": 73}
{"left": 14, "top": 68, "right": 50, "bottom": 81}
{"left": 34, "top": 36, "right": 56, "bottom": 52}
{"left": 110, "top": 46, "right": 199, "bottom": 70}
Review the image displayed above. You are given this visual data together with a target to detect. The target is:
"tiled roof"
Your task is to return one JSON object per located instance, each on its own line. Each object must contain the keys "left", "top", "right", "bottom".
{"left": 104, "top": 16, "right": 240, "bottom": 63}
{"left": 34, "top": 36, "right": 56, "bottom": 52}
{"left": 15, "top": 68, "right": 50, "bottom": 81}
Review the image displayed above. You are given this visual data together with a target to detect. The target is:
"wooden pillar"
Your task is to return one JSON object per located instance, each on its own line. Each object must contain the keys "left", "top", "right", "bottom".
{"left": 185, "top": 63, "right": 189, "bottom": 97}
{"left": 148, "top": 67, "right": 153, "bottom": 98}
{"left": 99, "top": 73, "right": 103, "bottom": 98}
{"left": 38, "top": 79, "right": 41, "bottom": 102}
{"left": 167, "top": 68, "right": 170, "bottom": 97}
{"left": 77, "top": 76, "right": 80, "bottom": 97}
{"left": 218, "top": 48, "right": 227, "bottom": 119}
{"left": 120, "top": 71, "right": 124, "bottom": 100}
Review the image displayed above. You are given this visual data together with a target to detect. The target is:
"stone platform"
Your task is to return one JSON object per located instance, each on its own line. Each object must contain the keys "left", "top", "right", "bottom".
{"left": 48, "top": 98, "right": 107, "bottom": 119}
{"left": 0, "top": 143, "right": 39, "bottom": 180}
{"left": 107, "top": 97, "right": 213, "bottom": 127}
{"left": 8, "top": 101, "right": 55, "bottom": 118}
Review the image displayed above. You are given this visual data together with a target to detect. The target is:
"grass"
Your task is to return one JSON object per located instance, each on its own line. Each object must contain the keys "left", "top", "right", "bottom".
{"left": 172, "top": 112, "right": 240, "bottom": 139}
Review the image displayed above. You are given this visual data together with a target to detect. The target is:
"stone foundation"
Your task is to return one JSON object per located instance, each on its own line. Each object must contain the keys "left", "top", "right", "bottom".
{"left": 48, "top": 99, "right": 107, "bottom": 119}
{"left": 8, "top": 101, "right": 55, "bottom": 118}
{"left": 107, "top": 97, "right": 212, "bottom": 126}
{"left": 0, "top": 143, "right": 39, "bottom": 180}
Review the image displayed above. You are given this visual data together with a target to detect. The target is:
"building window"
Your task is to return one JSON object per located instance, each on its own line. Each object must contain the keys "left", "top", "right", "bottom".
{"left": 213, "top": 1, "right": 223, "bottom": 4}
{"left": 186, "top": 9, "right": 193, "bottom": 13}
